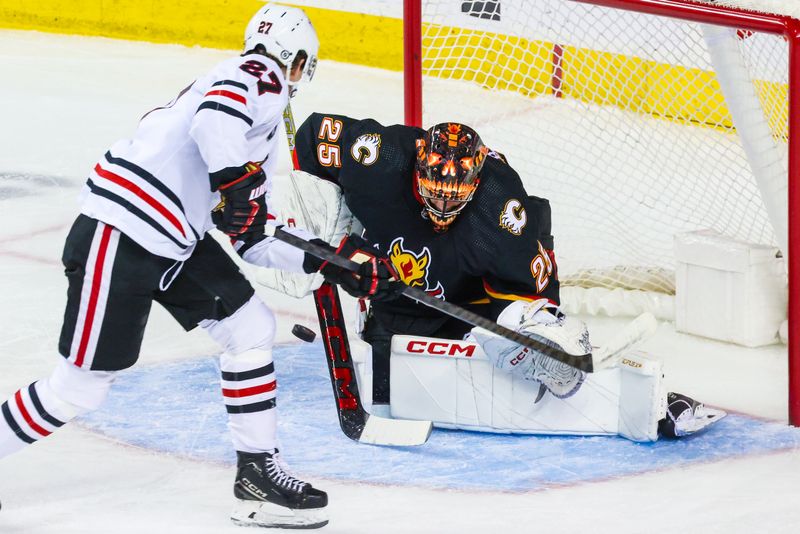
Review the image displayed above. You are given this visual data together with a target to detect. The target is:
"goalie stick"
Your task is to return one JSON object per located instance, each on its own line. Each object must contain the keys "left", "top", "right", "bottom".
{"left": 283, "top": 104, "right": 433, "bottom": 446}
{"left": 313, "top": 283, "right": 433, "bottom": 445}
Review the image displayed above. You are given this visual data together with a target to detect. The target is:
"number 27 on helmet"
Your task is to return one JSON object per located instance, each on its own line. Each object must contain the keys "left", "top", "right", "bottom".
{"left": 243, "top": 3, "right": 320, "bottom": 87}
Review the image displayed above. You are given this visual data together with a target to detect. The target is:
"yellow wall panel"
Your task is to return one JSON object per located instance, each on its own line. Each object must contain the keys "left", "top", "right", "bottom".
{"left": 0, "top": 1, "right": 788, "bottom": 136}
{"left": 0, "top": 1, "right": 404, "bottom": 69}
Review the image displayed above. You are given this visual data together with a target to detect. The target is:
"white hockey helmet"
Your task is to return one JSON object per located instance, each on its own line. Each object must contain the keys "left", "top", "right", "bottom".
{"left": 244, "top": 4, "right": 320, "bottom": 85}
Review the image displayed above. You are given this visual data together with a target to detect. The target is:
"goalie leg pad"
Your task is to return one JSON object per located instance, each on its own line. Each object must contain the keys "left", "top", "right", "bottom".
{"left": 390, "top": 335, "right": 620, "bottom": 435}
{"left": 389, "top": 336, "right": 669, "bottom": 441}
{"left": 617, "top": 351, "right": 667, "bottom": 442}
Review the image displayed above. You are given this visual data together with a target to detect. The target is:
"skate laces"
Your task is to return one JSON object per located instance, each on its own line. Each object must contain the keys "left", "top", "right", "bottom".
{"left": 265, "top": 451, "right": 308, "bottom": 493}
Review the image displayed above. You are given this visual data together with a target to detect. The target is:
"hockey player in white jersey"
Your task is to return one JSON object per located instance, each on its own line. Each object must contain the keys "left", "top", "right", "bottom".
{"left": 0, "top": 4, "right": 397, "bottom": 529}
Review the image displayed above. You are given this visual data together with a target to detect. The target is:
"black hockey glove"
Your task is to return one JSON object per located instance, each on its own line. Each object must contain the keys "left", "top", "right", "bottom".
{"left": 303, "top": 234, "right": 405, "bottom": 301}
{"left": 211, "top": 162, "right": 269, "bottom": 238}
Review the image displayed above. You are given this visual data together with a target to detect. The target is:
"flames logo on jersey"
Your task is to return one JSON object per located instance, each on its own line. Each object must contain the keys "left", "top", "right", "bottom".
{"left": 351, "top": 133, "right": 381, "bottom": 166}
{"left": 499, "top": 199, "right": 527, "bottom": 235}
{"left": 388, "top": 237, "right": 444, "bottom": 299}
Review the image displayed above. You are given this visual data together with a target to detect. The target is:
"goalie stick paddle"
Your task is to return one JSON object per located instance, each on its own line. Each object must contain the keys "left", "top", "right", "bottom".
{"left": 282, "top": 104, "right": 433, "bottom": 446}
{"left": 314, "top": 283, "right": 433, "bottom": 446}
{"left": 266, "top": 222, "right": 597, "bottom": 373}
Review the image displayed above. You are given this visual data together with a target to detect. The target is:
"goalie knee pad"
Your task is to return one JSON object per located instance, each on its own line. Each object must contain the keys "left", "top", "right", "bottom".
{"left": 201, "top": 295, "right": 276, "bottom": 355}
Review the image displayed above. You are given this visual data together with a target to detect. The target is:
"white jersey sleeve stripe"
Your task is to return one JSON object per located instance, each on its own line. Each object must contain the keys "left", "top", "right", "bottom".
{"left": 196, "top": 101, "right": 253, "bottom": 127}
{"left": 205, "top": 89, "right": 247, "bottom": 106}
{"left": 211, "top": 79, "right": 250, "bottom": 92}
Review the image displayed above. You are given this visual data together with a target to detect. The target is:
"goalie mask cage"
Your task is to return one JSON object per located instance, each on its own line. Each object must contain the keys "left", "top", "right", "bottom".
{"left": 402, "top": 0, "right": 800, "bottom": 425}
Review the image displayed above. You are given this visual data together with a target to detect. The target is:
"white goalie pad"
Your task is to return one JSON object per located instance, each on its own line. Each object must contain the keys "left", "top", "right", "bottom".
{"left": 256, "top": 170, "right": 363, "bottom": 297}
{"left": 388, "top": 336, "right": 666, "bottom": 441}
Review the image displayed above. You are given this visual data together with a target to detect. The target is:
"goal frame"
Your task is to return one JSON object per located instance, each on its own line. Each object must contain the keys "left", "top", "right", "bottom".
{"left": 402, "top": 0, "right": 800, "bottom": 426}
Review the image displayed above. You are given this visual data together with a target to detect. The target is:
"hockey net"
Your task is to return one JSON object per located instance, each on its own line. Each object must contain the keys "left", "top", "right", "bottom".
{"left": 404, "top": 0, "right": 794, "bottom": 306}
{"left": 404, "top": 0, "right": 800, "bottom": 424}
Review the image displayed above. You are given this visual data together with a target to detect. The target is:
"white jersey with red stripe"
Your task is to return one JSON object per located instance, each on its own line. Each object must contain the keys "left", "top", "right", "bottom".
{"left": 78, "top": 52, "right": 289, "bottom": 261}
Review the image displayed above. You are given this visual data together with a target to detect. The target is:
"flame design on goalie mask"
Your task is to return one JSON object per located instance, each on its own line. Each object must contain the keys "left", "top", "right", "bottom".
{"left": 416, "top": 123, "right": 487, "bottom": 232}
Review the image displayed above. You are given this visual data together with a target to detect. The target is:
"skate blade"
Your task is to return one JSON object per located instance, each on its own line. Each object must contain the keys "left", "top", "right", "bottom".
{"left": 231, "top": 499, "right": 328, "bottom": 529}
{"left": 675, "top": 406, "right": 727, "bottom": 437}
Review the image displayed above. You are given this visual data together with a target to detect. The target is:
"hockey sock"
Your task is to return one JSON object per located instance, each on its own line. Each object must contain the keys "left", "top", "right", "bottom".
{"left": 0, "top": 358, "right": 116, "bottom": 459}
{"left": 220, "top": 349, "right": 278, "bottom": 453}
{"left": 0, "top": 380, "right": 75, "bottom": 459}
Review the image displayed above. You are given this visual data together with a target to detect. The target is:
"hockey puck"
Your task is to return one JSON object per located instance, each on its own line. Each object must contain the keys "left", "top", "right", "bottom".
{"left": 292, "top": 324, "right": 316, "bottom": 343}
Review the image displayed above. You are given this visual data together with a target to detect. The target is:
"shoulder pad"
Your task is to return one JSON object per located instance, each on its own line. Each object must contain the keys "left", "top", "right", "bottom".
{"left": 486, "top": 149, "right": 508, "bottom": 165}
{"left": 498, "top": 198, "right": 528, "bottom": 236}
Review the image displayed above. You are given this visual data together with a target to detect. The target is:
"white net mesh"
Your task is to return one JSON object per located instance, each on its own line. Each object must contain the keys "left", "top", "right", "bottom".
{"left": 708, "top": 0, "right": 800, "bottom": 18}
{"left": 418, "top": 0, "right": 790, "bottom": 293}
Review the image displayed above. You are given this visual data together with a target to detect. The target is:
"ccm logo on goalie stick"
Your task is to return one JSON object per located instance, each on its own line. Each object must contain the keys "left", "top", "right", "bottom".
{"left": 406, "top": 340, "right": 477, "bottom": 357}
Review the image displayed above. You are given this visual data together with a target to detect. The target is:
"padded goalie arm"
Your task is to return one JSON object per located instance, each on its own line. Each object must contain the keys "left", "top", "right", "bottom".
{"left": 479, "top": 195, "right": 561, "bottom": 318}
{"left": 255, "top": 170, "right": 363, "bottom": 298}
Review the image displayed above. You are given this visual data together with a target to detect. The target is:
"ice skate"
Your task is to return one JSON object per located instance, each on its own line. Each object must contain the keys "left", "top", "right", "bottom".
{"left": 658, "top": 392, "right": 727, "bottom": 438}
{"left": 231, "top": 450, "right": 328, "bottom": 529}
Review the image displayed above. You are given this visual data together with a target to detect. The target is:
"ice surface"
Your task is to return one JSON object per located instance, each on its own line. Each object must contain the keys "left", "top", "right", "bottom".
{"left": 1, "top": 30, "right": 799, "bottom": 534}
{"left": 78, "top": 346, "right": 800, "bottom": 493}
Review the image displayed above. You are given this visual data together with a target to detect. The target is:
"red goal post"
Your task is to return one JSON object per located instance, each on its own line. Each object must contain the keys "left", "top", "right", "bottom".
{"left": 403, "top": 0, "right": 800, "bottom": 425}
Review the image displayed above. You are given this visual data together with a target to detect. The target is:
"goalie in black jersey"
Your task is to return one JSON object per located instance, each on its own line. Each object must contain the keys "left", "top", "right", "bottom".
{"left": 291, "top": 112, "right": 726, "bottom": 441}
{"left": 295, "top": 115, "right": 562, "bottom": 394}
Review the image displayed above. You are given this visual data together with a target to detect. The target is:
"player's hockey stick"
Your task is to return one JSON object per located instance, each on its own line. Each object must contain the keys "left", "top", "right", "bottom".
{"left": 282, "top": 104, "right": 433, "bottom": 446}
{"left": 266, "top": 223, "right": 599, "bottom": 373}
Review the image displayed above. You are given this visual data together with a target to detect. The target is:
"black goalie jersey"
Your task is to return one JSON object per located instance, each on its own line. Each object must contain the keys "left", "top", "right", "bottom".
{"left": 295, "top": 113, "right": 560, "bottom": 332}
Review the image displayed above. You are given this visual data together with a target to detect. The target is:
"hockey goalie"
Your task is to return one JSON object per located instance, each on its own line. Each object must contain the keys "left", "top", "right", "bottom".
{"left": 259, "top": 113, "right": 726, "bottom": 442}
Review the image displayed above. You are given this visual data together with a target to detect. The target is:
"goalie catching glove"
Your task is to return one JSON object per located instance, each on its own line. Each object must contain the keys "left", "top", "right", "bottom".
{"left": 211, "top": 162, "right": 269, "bottom": 238}
{"left": 471, "top": 299, "right": 589, "bottom": 399}
{"left": 303, "top": 234, "right": 405, "bottom": 301}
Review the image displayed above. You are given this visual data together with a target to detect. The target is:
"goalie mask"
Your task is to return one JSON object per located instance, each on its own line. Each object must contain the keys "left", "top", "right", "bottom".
{"left": 244, "top": 4, "right": 320, "bottom": 88}
{"left": 416, "top": 123, "right": 487, "bottom": 232}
